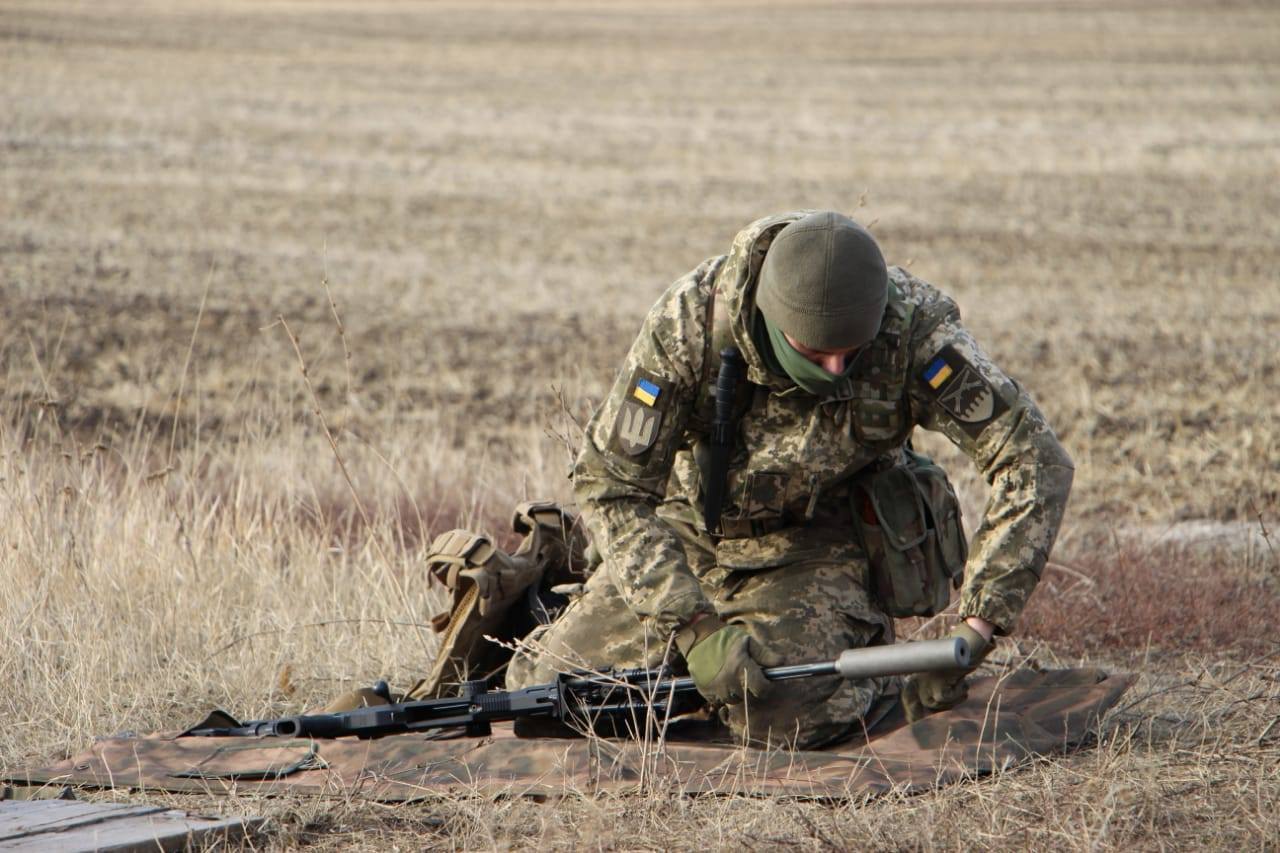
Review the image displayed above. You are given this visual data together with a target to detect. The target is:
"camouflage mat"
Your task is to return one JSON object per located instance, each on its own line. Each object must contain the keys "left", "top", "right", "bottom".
{"left": 9, "top": 669, "right": 1128, "bottom": 801}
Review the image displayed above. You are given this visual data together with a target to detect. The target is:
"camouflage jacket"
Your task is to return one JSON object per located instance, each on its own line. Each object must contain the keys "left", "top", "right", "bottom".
{"left": 572, "top": 212, "right": 1074, "bottom": 638}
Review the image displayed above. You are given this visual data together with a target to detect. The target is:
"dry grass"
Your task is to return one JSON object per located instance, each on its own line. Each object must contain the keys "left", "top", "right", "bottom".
{"left": 1020, "top": 543, "right": 1280, "bottom": 658}
{"left": 2, "top": 0, "right": 1279, "bottom": 849}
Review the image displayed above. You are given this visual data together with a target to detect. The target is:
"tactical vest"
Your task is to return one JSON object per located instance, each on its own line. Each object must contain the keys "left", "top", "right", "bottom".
{"left": 680, "top": 226, "right": 919, "bottom": 540}
{"left": 837, "top": 291, "right": 916, "bottom": 453}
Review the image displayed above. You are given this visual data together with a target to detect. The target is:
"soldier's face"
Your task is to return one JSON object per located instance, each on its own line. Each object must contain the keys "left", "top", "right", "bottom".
{"left": 784, "top": 333, "right": 862, "bottom": 374}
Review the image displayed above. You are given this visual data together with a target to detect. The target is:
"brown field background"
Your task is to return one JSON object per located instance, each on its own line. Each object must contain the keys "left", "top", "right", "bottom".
{"left": 2, "top": 0, "right": 1278, "bottom": 849}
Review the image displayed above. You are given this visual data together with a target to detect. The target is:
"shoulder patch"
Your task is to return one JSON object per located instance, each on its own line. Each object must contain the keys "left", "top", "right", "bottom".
{"left": 920, "top": 345, "right": 1008, "bottom": 436}
{"left": 611, "top": 369, "right": 673, "bottom": 457}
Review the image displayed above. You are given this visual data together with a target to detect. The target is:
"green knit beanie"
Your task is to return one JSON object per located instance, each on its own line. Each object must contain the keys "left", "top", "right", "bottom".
{"left": 755, "top": 212, "right": 888, "bottom": 351}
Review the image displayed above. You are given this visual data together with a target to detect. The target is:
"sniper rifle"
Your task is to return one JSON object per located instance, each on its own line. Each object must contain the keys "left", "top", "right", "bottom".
{"left": 187, "top": 637, "right": 969, "bottom": 740}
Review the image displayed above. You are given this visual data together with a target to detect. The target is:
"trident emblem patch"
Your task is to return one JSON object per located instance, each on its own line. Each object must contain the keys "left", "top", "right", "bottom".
{"left": 611, "top": 369, "right": 672, "bottom": 458}
{"left": 616, "top": 401, "right": 661, "bottom": 455}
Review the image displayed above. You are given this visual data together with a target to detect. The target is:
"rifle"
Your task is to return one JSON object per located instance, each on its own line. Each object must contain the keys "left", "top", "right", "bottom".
{"left": 187, "top": 637, "right": 969, "bottom": 740}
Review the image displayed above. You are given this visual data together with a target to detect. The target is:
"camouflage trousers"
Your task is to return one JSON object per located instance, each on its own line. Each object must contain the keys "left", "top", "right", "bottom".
{"left": 505, "top": 516, "right": 894, "bottom": 749}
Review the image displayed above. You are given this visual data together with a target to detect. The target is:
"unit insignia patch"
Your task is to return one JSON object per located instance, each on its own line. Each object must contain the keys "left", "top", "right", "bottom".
{"left": 921, "top": 346, "right": 1008, "bottom": 434}
{"left": 612, "top": 370, "right": 672, "bottom": 456}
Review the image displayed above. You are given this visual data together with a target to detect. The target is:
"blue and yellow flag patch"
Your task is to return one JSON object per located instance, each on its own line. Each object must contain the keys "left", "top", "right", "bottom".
{"left": 632, "top": 378, "right": 661, "bottom": 407}
{"left": 923, "top": 357, "right": 953, "bottom": 389}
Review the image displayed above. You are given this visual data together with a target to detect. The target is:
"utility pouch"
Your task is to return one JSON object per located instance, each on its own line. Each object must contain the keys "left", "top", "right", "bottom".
{"left": 853, "top": 449, "right": 967, "bottom": 618}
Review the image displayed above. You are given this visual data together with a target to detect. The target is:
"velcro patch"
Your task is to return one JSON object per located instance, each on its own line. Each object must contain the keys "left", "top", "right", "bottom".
{"left": 611, "top": 369, "right": 673, "bottom": 457}
{"left": 920, "top": 346, "right": 1008, "bottom": 436}
{"left": 633, "top": 378, "right": 662, "bottom": 407}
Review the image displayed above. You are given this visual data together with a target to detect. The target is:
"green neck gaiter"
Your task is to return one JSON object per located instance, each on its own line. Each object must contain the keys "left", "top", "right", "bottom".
{"left": 753, "top": 311, "right": 858, "bottom": 397}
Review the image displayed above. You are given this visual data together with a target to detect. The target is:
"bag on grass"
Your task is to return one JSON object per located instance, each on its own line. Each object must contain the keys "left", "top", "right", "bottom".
{"left": 404, "top": 500, "right": 594, "bottom": 700}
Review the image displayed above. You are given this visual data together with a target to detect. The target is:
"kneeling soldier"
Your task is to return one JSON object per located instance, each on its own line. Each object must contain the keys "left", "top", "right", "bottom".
{"left": 506, "top": 210, "right": 1073, "bottom": 748}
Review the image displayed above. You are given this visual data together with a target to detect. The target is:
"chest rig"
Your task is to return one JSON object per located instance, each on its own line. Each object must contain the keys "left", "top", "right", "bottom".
{"left": 826, "top": 291, "right": 916, "bottom": 453}
{"left": 692, "top": 268, "right": 918, "bottom": 538}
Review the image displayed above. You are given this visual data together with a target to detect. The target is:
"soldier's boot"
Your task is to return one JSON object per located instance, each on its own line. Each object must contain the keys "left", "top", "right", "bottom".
{"left": 403, "top": 501, "right": 594, "bottom": 700}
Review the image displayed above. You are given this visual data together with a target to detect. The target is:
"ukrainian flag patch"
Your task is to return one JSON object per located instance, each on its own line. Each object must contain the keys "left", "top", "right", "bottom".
{"left": 924, "top": 357, "right": 953, "bottom": 389}
{"left": 633, "top": 378, "right": 661, "bottom": 407}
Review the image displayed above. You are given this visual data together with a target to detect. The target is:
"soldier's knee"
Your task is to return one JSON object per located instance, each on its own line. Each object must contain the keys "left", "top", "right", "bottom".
{"left": 725, "top": 676, "right": 881, "bottom": 749}
{"left": 504, "top": 647, "right": 541, "bottom": 690}
{"left": 503, "top": 621, "right": 575, "bottom": 690}
{"left": 502, "top": 588, "right": 658, "bottom": 690}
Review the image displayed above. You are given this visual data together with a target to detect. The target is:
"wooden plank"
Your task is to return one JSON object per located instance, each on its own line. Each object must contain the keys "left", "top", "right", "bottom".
{"left": 0, "top": 801, "right": 91, "bottom": 833}
{"left": 0, "top": 802, "right": 168, "bottom": 840}
{"left": 32, "top": 813, "right": 255, "bottom": 853}
{"left": 0, "top": 801, "right": 261, "bottom": 852}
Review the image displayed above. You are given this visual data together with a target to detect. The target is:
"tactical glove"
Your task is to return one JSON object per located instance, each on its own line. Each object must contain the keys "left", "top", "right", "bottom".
{"left": 677, "top": 615, "right": 776, "bottom": 706}
{"left": 900, "top": 624, "right": 992, "bottom": 723}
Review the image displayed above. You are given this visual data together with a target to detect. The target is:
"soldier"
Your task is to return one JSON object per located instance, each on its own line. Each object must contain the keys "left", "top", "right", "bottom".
{"left": 503, "top": 210, "right": 1074, "bottom": 749}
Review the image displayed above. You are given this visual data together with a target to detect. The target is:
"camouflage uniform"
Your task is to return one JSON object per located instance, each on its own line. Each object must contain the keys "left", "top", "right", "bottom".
{"left": 507, "top": 212, "right": 1074, "bottom": 748}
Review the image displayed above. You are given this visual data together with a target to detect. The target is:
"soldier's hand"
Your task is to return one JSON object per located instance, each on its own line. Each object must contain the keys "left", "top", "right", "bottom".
{"left": 679, "top": 618, "right": 777, "bottom": 706}
{"left": 901, "top": 623, "right": 993, "bottom": 723}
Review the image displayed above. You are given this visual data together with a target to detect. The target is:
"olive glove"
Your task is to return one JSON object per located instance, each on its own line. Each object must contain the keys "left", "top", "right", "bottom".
{"left": 900, "top": 624, "right": 993, "bottom": 723}
{"left": 676, "top": 615, "right": 777, "bottom": 705}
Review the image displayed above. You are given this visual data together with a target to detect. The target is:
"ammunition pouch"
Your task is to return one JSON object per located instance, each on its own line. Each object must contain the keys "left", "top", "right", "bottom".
{"left": 853, "top": 449, "right": 967, "bottom": 618}
{"left": 404, "top": 500, "right": 594, "bottom": 700}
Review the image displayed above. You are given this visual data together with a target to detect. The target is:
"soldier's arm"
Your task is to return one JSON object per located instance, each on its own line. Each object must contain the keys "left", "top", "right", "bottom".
{"left": 906, "top": 308, "right": 1075, "bottom": 635}
{"left": 571, "top": 270, "right": 713, "bottom": 637}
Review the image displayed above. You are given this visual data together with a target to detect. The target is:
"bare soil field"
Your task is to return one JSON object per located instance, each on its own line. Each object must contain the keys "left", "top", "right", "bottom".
{"left": 2, "top": 0, "right": 1278, "bottom": 848}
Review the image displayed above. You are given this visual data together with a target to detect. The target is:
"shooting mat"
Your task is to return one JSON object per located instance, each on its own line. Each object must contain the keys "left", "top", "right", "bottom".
{"left": 9, "top": 668, "right": 1129, "bottom": 801}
